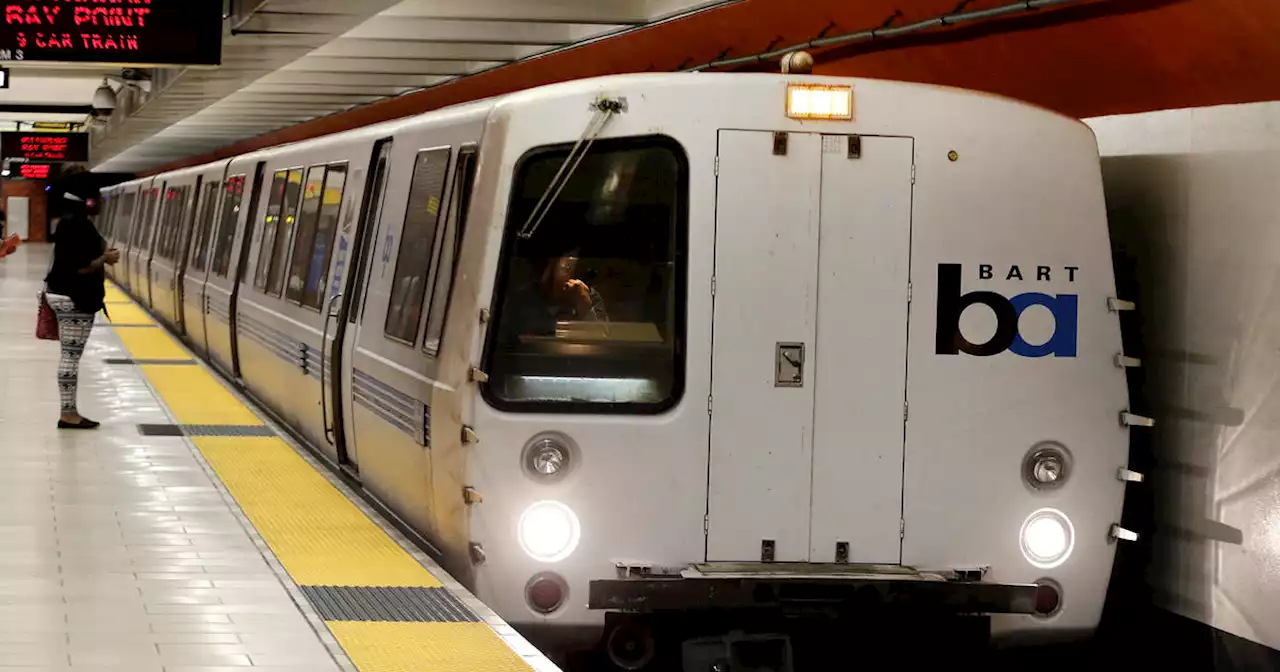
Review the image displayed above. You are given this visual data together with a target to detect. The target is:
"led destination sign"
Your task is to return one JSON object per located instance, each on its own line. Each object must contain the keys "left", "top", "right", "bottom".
{"left": 0, "top": 1, "right": 222, "bottom": 66}
{"left": 1, "top": 132, "right": 89, "bottom": 162}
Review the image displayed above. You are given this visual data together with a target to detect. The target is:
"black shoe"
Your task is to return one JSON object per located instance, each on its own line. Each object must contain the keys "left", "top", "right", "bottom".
{"left": 57, "top": 418, "right": 101, "bottom": 430}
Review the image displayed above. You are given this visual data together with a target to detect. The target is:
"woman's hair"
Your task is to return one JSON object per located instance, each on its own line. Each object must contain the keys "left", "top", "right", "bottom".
{"left": 51, "top": 199, "right": 91, "bottom": 245}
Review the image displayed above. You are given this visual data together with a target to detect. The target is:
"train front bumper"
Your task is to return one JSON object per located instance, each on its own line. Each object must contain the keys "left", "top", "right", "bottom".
{"left": 588, "top": 564, "right": 1040, "bottom": 616}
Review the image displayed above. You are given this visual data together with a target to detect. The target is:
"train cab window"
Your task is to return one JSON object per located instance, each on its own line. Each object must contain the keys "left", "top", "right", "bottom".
{"left": 265, "top": 169, "right": 305, "bottom": 296}
{"left": 423, "top": 147, "right": 478, "bottom": 356}
{"left": 484, "top": 136, "right": 687, "bottom": 413}
{"left": 385, "top": 147, "right": 451, "bottom": 344}
{"left": 254, "top": 171, "right": 288, "bottom": 290}
{"left": 211, "top": 176, "right": 246, "bottom": 278}
{"left": 189, "top": 182, "right": 221, "bottom": 273}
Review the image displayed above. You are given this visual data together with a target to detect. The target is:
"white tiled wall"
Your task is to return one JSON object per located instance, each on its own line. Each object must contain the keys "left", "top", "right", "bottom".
{"left": 1086, "top": 101, "right": 1280, "bottom": 651}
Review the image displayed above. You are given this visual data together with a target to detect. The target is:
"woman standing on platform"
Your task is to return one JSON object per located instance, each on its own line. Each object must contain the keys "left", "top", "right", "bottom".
{"left": 43, "top": 194, "right": 118, "bottom": 430}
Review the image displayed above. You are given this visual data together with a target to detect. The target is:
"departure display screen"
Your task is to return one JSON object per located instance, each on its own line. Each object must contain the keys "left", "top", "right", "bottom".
{"left": 1, "top": 132, "right": 89, "bottom": 162}
{"left": 16, "top": 162, "right": 58, "bottom": 179}
{"left": 0, "top": 1, "right": 222, "bottom": 66}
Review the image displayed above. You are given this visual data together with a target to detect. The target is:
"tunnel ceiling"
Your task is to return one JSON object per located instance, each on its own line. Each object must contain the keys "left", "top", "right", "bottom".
{"left": 97, "top": 0, "right": 1280, "bottom": 175}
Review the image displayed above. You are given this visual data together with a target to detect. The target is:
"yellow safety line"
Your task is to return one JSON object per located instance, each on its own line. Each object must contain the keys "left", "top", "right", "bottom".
{"left": 329, "top": 622, "right": 535, "bottom": 672}
{"left": 195, "top": 436, "right": 440, "bottom": 587}
{"left": 104, "top": 282, "right": 534, "bottom": 672}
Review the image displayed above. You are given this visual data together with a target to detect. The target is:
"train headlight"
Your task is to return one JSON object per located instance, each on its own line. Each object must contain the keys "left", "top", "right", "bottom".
{"left": 1020, "top": 508, "right": 1075, "bottom": 569}
{"left": 523, "top": 434, "right": 573, "bottom": 480}
{"left": 518, "top": 501, "right": 581, "bottom": 563}
{"left": 1024, "top": 443, "right": 1071, "bottom": 490}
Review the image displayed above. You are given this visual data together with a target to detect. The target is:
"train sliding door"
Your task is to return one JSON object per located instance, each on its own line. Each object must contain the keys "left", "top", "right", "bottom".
{"left": 329, "top": 138, "right": 393, "bottom": 469}
{"left": 706, "top": 130, "right": 913, "bottom": 565}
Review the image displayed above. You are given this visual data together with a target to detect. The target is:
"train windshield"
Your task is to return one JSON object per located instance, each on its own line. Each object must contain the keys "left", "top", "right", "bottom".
{"left": 484, "top": 135, "right": 687, "bottom": 414}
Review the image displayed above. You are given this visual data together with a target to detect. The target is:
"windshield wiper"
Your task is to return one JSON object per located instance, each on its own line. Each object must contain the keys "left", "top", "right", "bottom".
{"left": 517, "top": 96, "right": 626, "bottom": 240}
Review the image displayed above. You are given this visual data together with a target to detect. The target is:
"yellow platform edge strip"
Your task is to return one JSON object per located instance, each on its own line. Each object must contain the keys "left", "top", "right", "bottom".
{"left": 104, "top": 282, "right": 535, "bottom": 672}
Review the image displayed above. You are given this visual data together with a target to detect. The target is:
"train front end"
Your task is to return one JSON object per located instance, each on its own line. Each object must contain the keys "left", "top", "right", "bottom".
{"left": 458, "top": 73, "right": 1135, "bottom": 666}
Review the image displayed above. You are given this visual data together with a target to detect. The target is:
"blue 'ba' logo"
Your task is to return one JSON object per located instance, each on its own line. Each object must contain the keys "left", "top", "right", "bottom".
{"left": 935, "top": 263, "right": 1079, "bottom": 358}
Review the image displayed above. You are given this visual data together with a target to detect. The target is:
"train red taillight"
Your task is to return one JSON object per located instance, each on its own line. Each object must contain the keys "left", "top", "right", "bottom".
{"left": 525, "top": 572, "right": 568, "bottom": 614}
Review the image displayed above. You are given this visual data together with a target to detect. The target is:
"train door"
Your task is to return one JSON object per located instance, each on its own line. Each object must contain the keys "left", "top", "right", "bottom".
{"left": 706, "top": 130, "right": 914, "bottom": 564}
{"left": 330, "top": 138, "right": 393, "bottom": 469}
{"left": 174, "top": 178, "right": 202, "bottom": 334}
{"left": 229, "top": 162, "right": 267, "bottom": 377}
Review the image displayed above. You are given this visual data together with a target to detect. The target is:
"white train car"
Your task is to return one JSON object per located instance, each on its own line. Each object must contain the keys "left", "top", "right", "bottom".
{"left": 97, "top": 72, "right": 1138, "bottom": 669}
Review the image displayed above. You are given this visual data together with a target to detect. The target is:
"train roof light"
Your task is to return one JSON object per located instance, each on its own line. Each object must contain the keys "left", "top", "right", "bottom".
{"left": 786, "top": 84, "right": 853, "bottom": 121}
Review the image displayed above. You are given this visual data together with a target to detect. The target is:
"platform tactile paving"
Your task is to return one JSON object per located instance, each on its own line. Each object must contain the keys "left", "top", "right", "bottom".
{"left": 100, "top": 280, "right": 544, "bottom": 672}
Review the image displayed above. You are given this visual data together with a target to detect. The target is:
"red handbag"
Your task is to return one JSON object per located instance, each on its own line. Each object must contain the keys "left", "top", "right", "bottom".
{"left": 36, "top": 292, "right": 59, "bottom": 341}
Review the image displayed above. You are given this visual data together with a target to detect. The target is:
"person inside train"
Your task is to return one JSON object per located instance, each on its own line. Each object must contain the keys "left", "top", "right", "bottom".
{"left": 44, "top": 193, "right": 118, "bottom": 430}
{"left": 500, "top": 251, "right": 608, "bottom": 339}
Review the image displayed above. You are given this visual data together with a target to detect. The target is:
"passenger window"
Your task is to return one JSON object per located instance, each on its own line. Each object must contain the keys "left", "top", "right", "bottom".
{"left": 117, "top": 193, "right": 136, "bottom": 245}
{"left": 189, "top": 182, "right": 221, "bottom": 273}
{"left": 304, "top": 165, "right": 347, "bottom": 310}
{"left": 211, "top": 176, "right": 246, "bottom": 278}
{"left": 423, "top": 147, "right": 478, "bottom": 356}
{"left": 158, "top": 187, "right": 185, "bottom": 261}
{"left": 131, "top": 189, "right": 153, "bottom": 249}
{"left": 253, "top": 171, "right": 288, "bottom": 290}
{"left": 385, "top": 148, "right": 450, "bottom": 344}
{"left": 484, "top": 136, "right": 688, "bottom": 413}
{"left": 265, "top": 168, "right": 305, "bottom": 296}
{"left": 98, "top": 197, "right": 116, "bottom": 239}
{"left": 284, "top": 166, "right": 327, "bottom": 305}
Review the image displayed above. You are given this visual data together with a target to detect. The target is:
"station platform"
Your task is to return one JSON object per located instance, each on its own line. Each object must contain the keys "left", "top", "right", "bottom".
{"left": 0, "top": 243, "right": 558, "bottom": 671}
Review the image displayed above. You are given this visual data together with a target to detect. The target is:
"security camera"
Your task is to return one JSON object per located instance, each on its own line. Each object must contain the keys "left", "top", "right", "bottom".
{"left": 92, "top": 79, "right": 118, "bottom": 114}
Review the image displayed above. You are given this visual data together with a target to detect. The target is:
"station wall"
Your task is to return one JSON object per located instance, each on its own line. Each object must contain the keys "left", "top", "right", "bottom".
{"left": 2, "top": 180, "right": 49, "bottom": 242}
{"left": 1087, "top": 101, "right": 1280, "bottom": 655}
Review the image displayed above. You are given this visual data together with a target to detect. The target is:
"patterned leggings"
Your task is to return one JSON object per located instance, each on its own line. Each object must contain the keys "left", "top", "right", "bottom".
{"left": 45, "top": 293, "right": 96, "bottom": 415}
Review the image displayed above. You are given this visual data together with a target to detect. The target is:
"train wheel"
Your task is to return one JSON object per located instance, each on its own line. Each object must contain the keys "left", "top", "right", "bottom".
{"left": 607, "top": 622, "right": 656, "bottom": 670}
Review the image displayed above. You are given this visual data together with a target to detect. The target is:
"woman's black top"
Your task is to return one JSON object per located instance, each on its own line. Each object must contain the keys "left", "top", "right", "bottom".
{"left": 45, "top": 215, "right": 106, "bottom": 314}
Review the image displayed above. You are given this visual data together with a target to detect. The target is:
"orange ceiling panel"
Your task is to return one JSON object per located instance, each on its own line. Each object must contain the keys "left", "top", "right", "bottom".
{"left": 148, "top": 0, "right": 1279, "bottom": 173}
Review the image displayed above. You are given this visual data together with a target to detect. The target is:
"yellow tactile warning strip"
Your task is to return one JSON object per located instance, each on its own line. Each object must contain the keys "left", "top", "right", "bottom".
{"left": 141, "top": 366, "right": 265, "bottom": 426}
{"left": 196, "top": 436, "right": 441, "bottom": 587}
{"left": 329, "top": 622, "right": 536, "bottom": 672}
{"left": 103, "top": 283, "right": 130, "bottom": 303}
{"left": 104, "top": 282, "right": 538, "bottom": 672}
{"left": 103, "top": 301, "right": 153, "bottom": 325}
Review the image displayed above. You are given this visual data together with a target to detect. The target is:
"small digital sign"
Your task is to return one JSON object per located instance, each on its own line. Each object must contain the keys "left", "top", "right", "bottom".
{"left": 1, "top": 132, "right": 89, "bottom": 162}
{"left": 15, "top": 162, "right": 57, "bottom": 180}
{"left": 0, "top": 1, "right": 222, "bottom": 67}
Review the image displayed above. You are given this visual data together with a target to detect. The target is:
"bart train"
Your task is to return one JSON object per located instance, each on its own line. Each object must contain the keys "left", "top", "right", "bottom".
{"left": 96, "top": 73, "right": 1140, "bottom": 668}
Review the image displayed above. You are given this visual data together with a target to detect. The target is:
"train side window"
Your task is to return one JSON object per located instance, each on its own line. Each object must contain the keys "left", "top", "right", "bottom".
{"left": 117, "top": 192, "right": 136, "bottom": 245}
{"left": 158, "top": 187, "right": 182, "bottom": 260}
{"left": 99, "top": 197, "right": 116, "bottom": 239}
{"left": 302, "top": 164, "right": 348, "bottom": 310}
{"left": 423, "top": 147, "right": 478, "bottom": 356}
{"left": 176, "top": 185, "right": 194, "bottom": 262}
{"left": 189, "top": 182, "right": 221, "bottom": 273}
{"left": 265, "top": 168, "right": 305, "bottom": 296}
{"left": 483, "top": 135, "right": 688, "bottom": 414}
{"left": 253, "top": 171, "right": 288, "bottom": 290}
{"left": 131, "top": 189, "right": 153, "bottom": 249}
{"left": 384, "top": 147, "right": 451, "bottom": 345}
{"left": 284, "top": 165, "right": 327, "bottom": 306}
{"left": 211, "top": 176, "right": 246, "bottom": 278}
